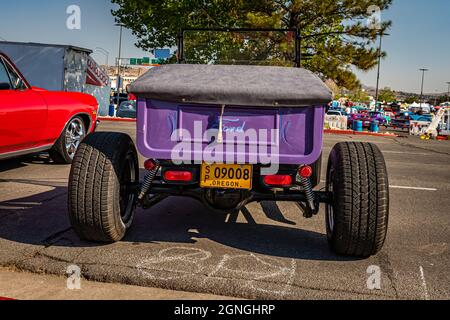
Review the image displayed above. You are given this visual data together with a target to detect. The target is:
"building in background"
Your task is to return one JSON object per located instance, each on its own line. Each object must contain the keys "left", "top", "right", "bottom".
{"left": 110, "top": 76, "right": 138, "bottom": 92}
{"left": 0, "top": 41, "right": 111, "bottom": 116}
{"left": 106, "top": 66, "right": 150, "bottom": 92}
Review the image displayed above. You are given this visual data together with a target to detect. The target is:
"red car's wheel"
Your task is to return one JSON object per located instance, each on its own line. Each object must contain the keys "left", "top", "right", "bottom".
{"left": 49, "top": 116, "right": 86, "bottom": 164}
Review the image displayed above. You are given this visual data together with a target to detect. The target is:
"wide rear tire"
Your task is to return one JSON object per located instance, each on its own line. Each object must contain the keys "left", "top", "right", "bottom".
{"left": 68, "top": 132, "right": 139, "bottom": 242}
{"left": 326, "top": 142, "right": 389, "bottom": 257}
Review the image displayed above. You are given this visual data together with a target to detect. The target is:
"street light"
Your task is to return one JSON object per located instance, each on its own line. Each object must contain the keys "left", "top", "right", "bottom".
{"left": 374, "top": 32, "right": 390, "bottom": 111}
{"left": 115, "top": 23, "right": 125, "bottom": 93}
{"left": 446, "top": 82, "right": 450, "bottom": 102}
{"left": 94, "top": 47, "right": 109, "bottom": 67}
{"left": 419, "top": 68, "right": 429, "bottom": 110}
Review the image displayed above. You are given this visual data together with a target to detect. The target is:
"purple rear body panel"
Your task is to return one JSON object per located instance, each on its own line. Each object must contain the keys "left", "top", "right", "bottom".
{"left": 136, "top": 98, "right": 325, "bottom": 165}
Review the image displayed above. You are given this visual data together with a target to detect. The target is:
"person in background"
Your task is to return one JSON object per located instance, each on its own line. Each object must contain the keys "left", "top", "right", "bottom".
{"left": 109, "top": 97, "right": 115, "bottom": 117}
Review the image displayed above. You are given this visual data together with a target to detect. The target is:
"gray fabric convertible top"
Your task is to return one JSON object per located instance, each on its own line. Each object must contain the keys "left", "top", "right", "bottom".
{"left": 129, "top": 64, "right": 332, "bottom": 107}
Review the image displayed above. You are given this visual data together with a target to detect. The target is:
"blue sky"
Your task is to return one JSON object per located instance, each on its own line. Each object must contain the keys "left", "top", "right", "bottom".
{"left": 0, "top": 0, "right": 449, "bottom": 93}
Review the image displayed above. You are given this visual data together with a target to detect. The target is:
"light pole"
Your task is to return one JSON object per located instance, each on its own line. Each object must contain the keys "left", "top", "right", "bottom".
{"left": 374, "top": 32, "right": 390, "bottom": 112}
{"left": 419, "top": 68, "right": 429, "bottom": 110}
{"left": 115, "top": 23, "right": 125, "bottom": 93}
{"left": 94, "top": 47, "right": 109, "bottom": 68}
{"left": 446, "top": 82, "right": 450, "bottom": 102}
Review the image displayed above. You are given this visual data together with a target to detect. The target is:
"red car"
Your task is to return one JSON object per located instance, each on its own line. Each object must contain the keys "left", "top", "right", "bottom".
{"left": 0, "top": 52, "right": 98, "bottom": 163}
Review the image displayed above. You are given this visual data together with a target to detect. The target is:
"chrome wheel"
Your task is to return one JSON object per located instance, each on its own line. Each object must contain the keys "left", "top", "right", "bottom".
{"left": 65, "top": 118, "right": 85, "bottom": 159}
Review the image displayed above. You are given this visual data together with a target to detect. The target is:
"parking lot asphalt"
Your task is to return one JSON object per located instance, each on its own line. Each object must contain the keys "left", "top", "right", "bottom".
{"left": 0, "top": 121, "right": 449, "bottom": 300}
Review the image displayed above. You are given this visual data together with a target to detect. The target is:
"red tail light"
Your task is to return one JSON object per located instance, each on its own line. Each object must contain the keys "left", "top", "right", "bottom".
{"left": 263, "top": 175, "right": 293, "bottom": 187}
{"left": 163, "top": 171, "right": 193, "bottom": 182}
{"left": 299, "top": 165, "right": 313, "bottom": 178}
{"left": 144, "top": 159, "right": 158, "bottom": 171}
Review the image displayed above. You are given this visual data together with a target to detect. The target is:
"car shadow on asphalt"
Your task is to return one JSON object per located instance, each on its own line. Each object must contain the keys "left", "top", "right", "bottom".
{"left": 0, "top": 153, "right": 63, "bottom": 173}
{"left": 125, "top": 197, "right": 357, "bottom": 261}
{"left": 0, "top": 158, "right": 29, "bottom": 173}
{"left": 0, "top": 162, "right": 357, "bottom": 262}
{"left": 259, "top": 202, "right": 297, "bottom": 225}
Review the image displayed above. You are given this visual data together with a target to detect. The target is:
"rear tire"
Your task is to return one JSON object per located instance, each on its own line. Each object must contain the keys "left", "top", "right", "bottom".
{"left": 68, "top": 132, "right": 139, "bottom": 242}
{"left": 326, "top": 142, "right": 389, "bottom": 257}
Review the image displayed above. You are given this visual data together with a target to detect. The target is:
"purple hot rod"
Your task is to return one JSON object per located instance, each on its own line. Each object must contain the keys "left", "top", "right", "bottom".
{"left": 68, "top": 64, "right": 389, "bottom": 258}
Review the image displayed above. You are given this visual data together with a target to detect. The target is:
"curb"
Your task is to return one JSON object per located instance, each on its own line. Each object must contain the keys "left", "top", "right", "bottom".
{"left": 324, "top": 129, "right": 399, "bottom": 138}
{"left": 98, "top": 117, "right": 136, "bottom": 123}
{"left": 0, "top": 269, "right": 237, "bottom": 301}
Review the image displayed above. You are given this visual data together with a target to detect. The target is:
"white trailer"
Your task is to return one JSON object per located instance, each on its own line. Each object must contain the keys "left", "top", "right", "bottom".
{"left": 0, "top": 41, "right": 111, "bottom": 116}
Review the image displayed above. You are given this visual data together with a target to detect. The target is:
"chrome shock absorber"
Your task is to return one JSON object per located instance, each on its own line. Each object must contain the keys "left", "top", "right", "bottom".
{"left": 299, "top": 165, "right": 319, "bottom": 218}
{"left": 138, "top": 160, "right": 160, "bottom": 201}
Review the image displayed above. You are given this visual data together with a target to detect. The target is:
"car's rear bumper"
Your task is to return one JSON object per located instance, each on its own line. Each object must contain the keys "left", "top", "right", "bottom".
{"left": 145, "top": 181, "right": 332, "bottom": 204}
{"left": 134, "top": 159, "right": 326, "bottom": 215}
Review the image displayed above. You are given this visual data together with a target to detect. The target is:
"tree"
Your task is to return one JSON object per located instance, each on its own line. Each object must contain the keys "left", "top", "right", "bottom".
{"left": 437, "top": 95, "right": 450, "bottom": 104}
{"left": 378, "top": 87, "right": 396, "bottom": 102}
{"left": 404, "top": 95, "right": 418, "bottom": 104}
{"left": 111, "top": 0, "right": 392, "bottom": 90}
{"left": 348, "top": 89, "right": 370, "bottom": 104}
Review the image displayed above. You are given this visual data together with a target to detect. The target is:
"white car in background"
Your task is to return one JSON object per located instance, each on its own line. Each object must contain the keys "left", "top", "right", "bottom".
{"left": 327, "top": 110, "right": 346, "bottom": 116}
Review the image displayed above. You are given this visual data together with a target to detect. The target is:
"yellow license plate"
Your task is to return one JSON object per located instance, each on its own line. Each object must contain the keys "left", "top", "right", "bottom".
{"left": 200, "top": 163, "right": 253, "bottom": 190}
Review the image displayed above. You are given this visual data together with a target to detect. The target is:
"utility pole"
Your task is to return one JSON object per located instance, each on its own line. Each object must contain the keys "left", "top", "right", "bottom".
{"left": 375, "top": 32, "right": 389, "bottom": 112}
{"left": 446, "top": 82, "right": 450, "bottom": 102}
{"left": 115, "top": 23, "right": 125, "bottom": 93}
{"left": 419, "top": 68, "right": 429, "bottom": 111}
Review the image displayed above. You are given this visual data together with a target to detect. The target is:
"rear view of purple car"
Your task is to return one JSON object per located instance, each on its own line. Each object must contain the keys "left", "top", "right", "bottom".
{"left": 369, "top": 111, "right": 388, "bottom": 126}
{"left": 67, "top": 64, "right": 390, "bottom": 258}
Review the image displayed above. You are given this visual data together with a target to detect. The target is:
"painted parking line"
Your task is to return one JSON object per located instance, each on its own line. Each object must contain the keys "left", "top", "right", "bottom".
{"left": 321, "top": 149, "right": 431, "bottom": 156}
{"left": 319, "top": 181, "right": 438, "bottom": 192}
{"left": 419, "top": 266, "right": 430, "bottom": 300}
{"left": 323, "top": 148, "right": 424, "bottom": 156}
{"left": 381, "top": 150, "right": 430, "bottom": 156}
{"left": 389, "top": 185, "right": 438, "bottom": 191}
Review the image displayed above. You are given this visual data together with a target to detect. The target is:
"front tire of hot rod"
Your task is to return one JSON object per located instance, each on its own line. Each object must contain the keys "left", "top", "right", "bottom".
{"left": 326, "top": 142, "right": 389, "bottom": 258}
{"left": 68, "top": 132, "right": 139, "bottom": 243}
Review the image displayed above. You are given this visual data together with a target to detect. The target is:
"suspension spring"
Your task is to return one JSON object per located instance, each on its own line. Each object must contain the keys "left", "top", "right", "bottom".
{"left": 300, "top": 176, "right": 317, "bottom": 216}
{"left": 138, "top": 160, "right": 160, "bottom": 200}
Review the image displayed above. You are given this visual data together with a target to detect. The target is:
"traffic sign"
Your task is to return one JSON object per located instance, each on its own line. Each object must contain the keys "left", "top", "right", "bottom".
{"left": 155, "top": 49, "right": 171, "bottom": 59}
{"left": 125, "top": 57, "right": 158, "bottom": 66}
